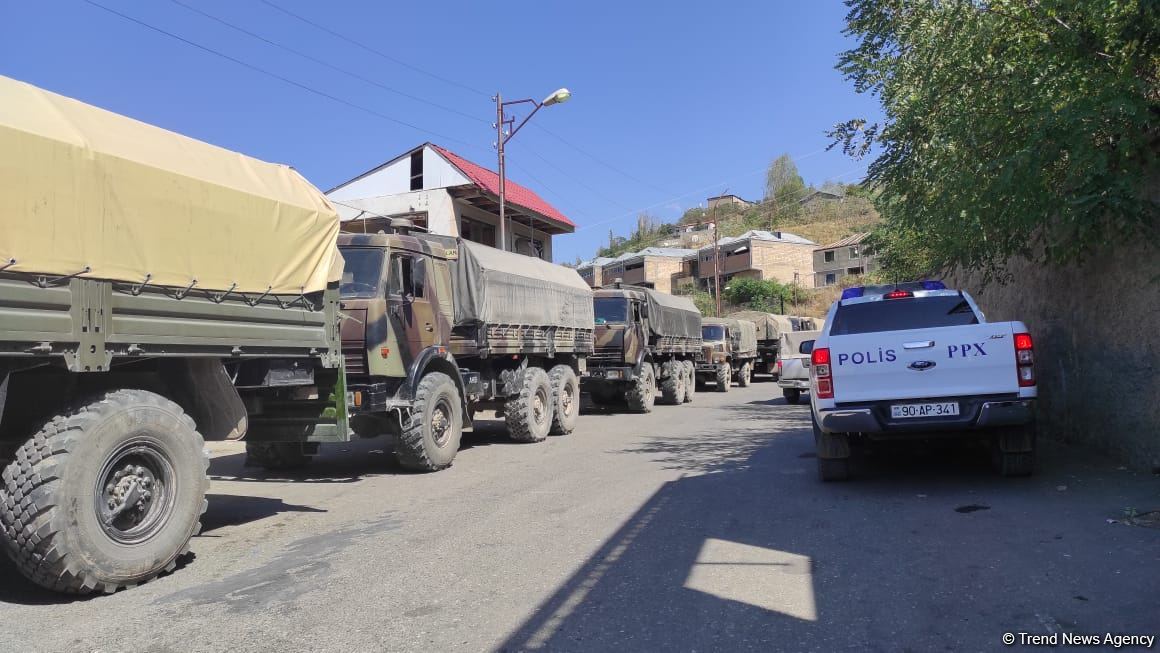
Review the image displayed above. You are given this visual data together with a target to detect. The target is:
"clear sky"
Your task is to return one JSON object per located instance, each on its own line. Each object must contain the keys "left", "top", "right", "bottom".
{"left": 1, "top": 0, "right": 881, "bottom": 263}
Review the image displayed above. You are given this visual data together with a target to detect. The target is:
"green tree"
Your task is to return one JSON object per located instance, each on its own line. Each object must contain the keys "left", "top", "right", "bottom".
{"left": 831, "top": 0, "right": 1159, "bottom": 277}
{"left": 765, "top": 154, "right": 807, "bottom": 207}
{"left": 723, "top": 278, "right": 791, "bottom": 312}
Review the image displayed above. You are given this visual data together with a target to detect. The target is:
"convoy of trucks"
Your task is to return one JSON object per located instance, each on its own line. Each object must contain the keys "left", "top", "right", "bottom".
{"left": 584, "top": 283, "right": 702, "bottom": 411}
{"left": 727, "top": 311, "right": 816, "bottom": 379}
{"left": 696, "top": 317, "right": 759, "bottom": 391}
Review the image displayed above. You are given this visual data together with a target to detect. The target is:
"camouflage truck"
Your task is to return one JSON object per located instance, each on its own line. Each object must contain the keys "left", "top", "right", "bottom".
{"left": 728, "top": 311, "right": 818, "bottom": 379}
{"left": 0, "top": 76, "right": 351, "bottom": 593}
{"left": 583, "top": 282, "right": 702, "bottom": 411}
{"left": 695, "top": 317, "right": 758, "bottom": 392}
{"left": 336, "top": 229, "right": 593, "bottom": 471}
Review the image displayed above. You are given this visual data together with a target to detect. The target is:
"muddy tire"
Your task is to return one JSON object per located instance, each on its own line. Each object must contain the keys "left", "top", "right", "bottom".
{"left": 783, "top": 389, "right": 801, "bottom": 405}
{"left": 245, "top": 441, "right": 316, "bottom": 470}
{"left": 548, "top": 365, "right": 580, "bottom": 436}
{"left": 626, "top": 363, "right": 656, "bottom": 413}
{"left": 395, "top": 372, "right": 463, "bottom": 471}
{"left": 0, "top": 390, "right": 208, "bottom": 594}
{"left": 659, "top": 361, "right": 682, "bottom": 405}
{"left": 506, "top": 367, "right": 553, "bottom": 443}
{"left": 737, "top": 362, "right": 752, "bottom": 387}
{"left": 715, "top": 362, "right": 732, "bottom": 392}
{"left": 682, "top": 361, "right": 695, "bottom": 403}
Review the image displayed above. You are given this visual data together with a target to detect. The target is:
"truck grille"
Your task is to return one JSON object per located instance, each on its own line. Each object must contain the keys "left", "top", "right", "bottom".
{"left": 342, "top": 343, "right": 367, "bottom": 375}
{"left": 590, "top": 346, "right": 622, "bottom": 363}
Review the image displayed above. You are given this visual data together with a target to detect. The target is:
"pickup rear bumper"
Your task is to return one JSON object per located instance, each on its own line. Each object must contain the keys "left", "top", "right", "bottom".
{"left": 817, "top": 396, "right": 1035, "bottom": 436}
{"left": 778, "top": 378, "right": 810, "bottom": 390}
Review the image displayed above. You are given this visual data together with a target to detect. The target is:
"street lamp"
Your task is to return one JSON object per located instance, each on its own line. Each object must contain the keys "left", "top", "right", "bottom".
{"left": 493, "top": 88, "right": 571, "bottom": 253}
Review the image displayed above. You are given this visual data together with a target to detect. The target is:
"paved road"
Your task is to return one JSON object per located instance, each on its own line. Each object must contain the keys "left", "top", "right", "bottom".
{"left": 1, "top": 384, "right": 1156, "bottom": 652}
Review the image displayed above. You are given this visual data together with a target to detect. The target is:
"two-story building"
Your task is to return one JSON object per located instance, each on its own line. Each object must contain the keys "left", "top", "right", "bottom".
{"left": 694, "top": 230, "right": 817, "bottom": 291}
{"left": 813, "top": 233, "right": 877, "bottom": 286}
{"left": 576, "top": 256, "right": 614, "bottom": 288}
{"left": 583, "top": 248, "right": 693, "bottom": 293}
{"left": 326, "top": 142, "right": 574, "bottom": 260}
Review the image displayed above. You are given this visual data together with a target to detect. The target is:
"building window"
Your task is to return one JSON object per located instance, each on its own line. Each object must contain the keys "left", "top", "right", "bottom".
{"left": 824, "top": 250, "right": 836, "bottom": 263}
{"left": 461, "top": 217, "right": 495, "bottom": 246}
{"left": 849, "top": 245, "right": 860, "bottom": 258}
{"left": 825, "top": 273, "right": 836, "bottom": 286}
{"left": 847, "top": 266, "right": 864, "bottom": 275}
{"left": 626, "top": 262, "right": 644, "bottom": 271}
{"left": 409, "top": 151, "right": 423, "bottom": 191}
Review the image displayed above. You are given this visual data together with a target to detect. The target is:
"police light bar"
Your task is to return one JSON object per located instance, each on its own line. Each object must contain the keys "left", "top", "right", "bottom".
{"left": 840, "top": 287, "right": 865, "bottom": 300}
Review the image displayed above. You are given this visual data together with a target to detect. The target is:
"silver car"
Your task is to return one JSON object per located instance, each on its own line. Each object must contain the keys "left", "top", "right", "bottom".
{"left": 777, "top": 330, "right": 821, "bottom": 404}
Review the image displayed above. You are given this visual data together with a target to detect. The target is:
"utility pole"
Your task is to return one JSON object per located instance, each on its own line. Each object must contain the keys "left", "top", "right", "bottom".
{"left": 713, "top": 218, "right": 722, "bottom": 317}
{"left": 495, "top": 92, "right": 507, "bottom": 251}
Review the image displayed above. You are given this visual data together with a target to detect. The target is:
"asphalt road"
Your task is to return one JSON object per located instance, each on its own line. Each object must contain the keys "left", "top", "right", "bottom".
{"left": 1, "top": 384, "right": 1156, "bottom": 652}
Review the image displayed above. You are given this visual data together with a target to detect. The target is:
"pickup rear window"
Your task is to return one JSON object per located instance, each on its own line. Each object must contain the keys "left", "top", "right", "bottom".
{"left": 829, "top": 295, "right": 979, "bottom": 335}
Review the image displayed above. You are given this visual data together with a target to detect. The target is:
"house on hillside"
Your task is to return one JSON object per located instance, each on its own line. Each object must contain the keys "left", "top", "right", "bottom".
{"left": 576, "top": 256, "right": 615, "bottom": 288}
{"left": 707, "top": 194, "right": 754, "bottom": 211}
{"left": 695, "top": 230, "right": 817, "bottom": 292}
{"left": 813, "top": 232, "right": 877, "bottom": 286}
{"left": 798, "top": 189, "right": 845, "bottom": 213}
{"left": 326, "top": 142, "right": 574, "bottom": 260}
{"left": 603, "top": 247, "right": 695, "bottom": 294}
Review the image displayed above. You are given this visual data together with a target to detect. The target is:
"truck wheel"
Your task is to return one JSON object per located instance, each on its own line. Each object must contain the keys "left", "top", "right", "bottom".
{"left": 991, "top": 423, "right": 1036, "bottom": 477}
{"left": 783, "top": 389, "right": 801, "bottom": 405}
{"left": 0, "top": 390, "right": 208, "bottom": 594}
{"left": 626, "top": 363, "right": 656, "bottom": 413}
{"left": 737, "top": 362, "right": 752, "bottom": 387}
{"left": 548, "top": 365, "right": 580, "bottom": 435}
{"left": 506, "top": 367, "right": 554, "bottom": 442}
{"left": 682, "top": 361, "right": 695, "bottom": 403}
{"left": 244, "top": 442, "right": 316, "bottom": 470}
{"left": 716, "top": 362, "right": 732, "bottom": 392}
{"left": 396, "top": 372, "right": 463, "bottom": 471}
{"left": 660, "top": 361, "right": 682, "bottom": 405}
{"left": 813, "top": 411, "right": 851, "bottom": 481}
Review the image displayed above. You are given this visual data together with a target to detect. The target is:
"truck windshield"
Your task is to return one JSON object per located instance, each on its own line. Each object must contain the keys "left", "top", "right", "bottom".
{"left": 339, "top": 248, "right": 385, "bottom": 298}
{"left": 702, "top": 325, "right": 725, "bottom": 341}
{"left": 594, "top": 298, "right": 629, "bottom": 324}
{"left": 829, "top": 295, "right": 979, "bottom": 335}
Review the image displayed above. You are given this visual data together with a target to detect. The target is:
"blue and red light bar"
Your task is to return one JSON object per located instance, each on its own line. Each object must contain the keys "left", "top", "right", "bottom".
{"left": 841, "top": 280, "right": 945, "bottom": 301}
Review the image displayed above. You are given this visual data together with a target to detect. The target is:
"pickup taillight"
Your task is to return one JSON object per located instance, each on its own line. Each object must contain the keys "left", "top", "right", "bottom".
{"left": 1014, "top": 332, "right": 1035, "bottom": 387}
{"left": 811, "top": 347, "right": 833, "bottom": 399}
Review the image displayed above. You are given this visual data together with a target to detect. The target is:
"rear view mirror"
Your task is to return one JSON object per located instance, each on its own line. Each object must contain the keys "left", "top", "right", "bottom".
{"left": 799, "top": 340, "right": 815, "bottom": 355}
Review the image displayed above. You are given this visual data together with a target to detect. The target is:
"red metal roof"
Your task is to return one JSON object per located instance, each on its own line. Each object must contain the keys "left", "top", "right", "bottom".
{"left": 429, "top": 144, "right": 575, "bottom": 229}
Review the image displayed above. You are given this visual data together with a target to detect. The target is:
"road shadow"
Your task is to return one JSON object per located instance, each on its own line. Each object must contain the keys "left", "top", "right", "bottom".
{"left": 199, "top": 494, "right": 327, "bottom": 535}
{"left": 499, "top": 408, "right": 1160, "bottom": 652}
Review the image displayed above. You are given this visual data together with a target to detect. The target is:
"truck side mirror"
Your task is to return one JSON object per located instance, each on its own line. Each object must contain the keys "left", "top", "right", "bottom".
{"left": 799, "top": 340, "right": 815, "bottom": 355}
{"left": 639, "top": 303, "right": 648, "bottom": 319}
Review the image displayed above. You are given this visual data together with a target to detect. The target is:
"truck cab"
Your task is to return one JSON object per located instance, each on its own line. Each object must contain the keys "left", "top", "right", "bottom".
{"left": 696, "top": 317, "right": 758, "bottom": 391}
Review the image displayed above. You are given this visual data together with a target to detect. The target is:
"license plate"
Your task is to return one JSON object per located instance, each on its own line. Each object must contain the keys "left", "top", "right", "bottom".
{"left": 890, "top": 402, "right": 959, "bottom": 419}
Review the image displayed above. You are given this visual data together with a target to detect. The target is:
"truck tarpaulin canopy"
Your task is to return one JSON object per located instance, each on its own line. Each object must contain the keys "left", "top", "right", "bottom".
{"left": 704, "top": 317, "right": 758, "bottom": 354}
{"left": 642, "top": 288, "right": 701, "bottom": 339}
{"left": 452, "top": 240, "right": 594, "bottom": 330}
{"left": 779, "top": 330, "right": 822, "bottom": 357}
{"left": 0, "top": 75, "right": 341, "bottom": 295}
{"left": 728, "top": 311, "right": 796, "bottom": 341}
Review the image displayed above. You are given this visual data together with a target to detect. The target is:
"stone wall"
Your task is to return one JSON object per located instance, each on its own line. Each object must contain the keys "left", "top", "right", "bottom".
{"left": 950, "top": 243, "right": 1160, "bottom": 470}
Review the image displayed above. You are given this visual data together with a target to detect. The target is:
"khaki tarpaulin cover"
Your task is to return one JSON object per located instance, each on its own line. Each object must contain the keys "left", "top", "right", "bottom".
{"left": 703, "top": 317, "right": 758, "bottom": 355}
{"left": 0, "top": 75, "right": 341, "bottom": 294}
{"left": 779, "top": 330, "right": 822, "bottom": 359}
{"left": 641, "top": 288, "right": 701, "bottom": 339}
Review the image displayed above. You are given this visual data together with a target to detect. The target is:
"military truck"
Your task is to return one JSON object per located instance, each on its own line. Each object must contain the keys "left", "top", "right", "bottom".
{"left": 0, "top": 76, "right": 349, "bottom": 593}
{"left": 695, "top": 317, "right": 758, "bottom": 391}
{"left": 728, "top": 311, "right": 819, "bottom": 379}
{"left": 336, "top": 230, "right": 593, "bottom": 471}
{"left": 583, "top": 282, "right": 702, "bottom": 411}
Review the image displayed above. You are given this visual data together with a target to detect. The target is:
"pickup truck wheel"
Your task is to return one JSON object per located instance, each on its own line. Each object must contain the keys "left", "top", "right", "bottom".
{"left": 396, "top": 372, "right": 463, "bottom": 471}
{"left": 783, "top": 389, "right": 801, "bottom": 405}
{"left": 506, "top": 367, "right": 553, "bottom": 442}
{"left": 715, "top": 363, "right": 732, "bottom": 392}
{"left": 660, "top": 362, "right": 682, "bottom": 405}
{"left": 682, "top": 361, "right": 695, "bottom": 403}
{"left": 244, "top": 442, "right": 316, "bottom": 470}
{"left": 626, "top": 363, "right": 656, "bottom": 413}
{"left": 548, "top": 365, "right": 579, "bottom": 435}
{"left": 991, "top": 424, "right": 1036, "bottom": 477}
{"left": 0, "top": 390, "right": 208, "bottom": 594}
{"left": 817, "top": 458, "right": 850, "bottom": 482}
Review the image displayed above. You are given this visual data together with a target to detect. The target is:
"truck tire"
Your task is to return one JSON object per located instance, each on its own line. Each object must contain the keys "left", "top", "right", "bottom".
{"left": 715, "top": 362, "right": 732, "bottom": 392}
{"left": 682, "top": 361, "right": 695, "bottom": 403}
{"left": 548, "top": 365, "right": 580, "bottom": 436}
{"left": 396, "top": 372, "right": 463, "bottom": 471}
{"left": 660, "top": 361, "right": 682, "bottom": 405}
{"left": 812, "top": 411, "right": 851, "bottom": 482}
{"left": 505, "top": 367, "right": 554, "bottom": 442}
{"left": 737, "top": 362, "right": 753, "bottom": 387}
{"left": 626, "top": 363, "right": 656, "bottom": 413}
{"left": 0, "top": 390, "right": 208, "bottom": 594}
{"left": 783, "top": 388, "right": 801, "bottom": 405}
{"left": 244, "top": 442, "right": 316, "bottom": 470}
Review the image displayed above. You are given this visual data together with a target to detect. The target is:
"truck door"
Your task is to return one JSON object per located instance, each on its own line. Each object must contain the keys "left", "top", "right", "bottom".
{"left": 387, "top": 252, "right": 439, "bottom": 369}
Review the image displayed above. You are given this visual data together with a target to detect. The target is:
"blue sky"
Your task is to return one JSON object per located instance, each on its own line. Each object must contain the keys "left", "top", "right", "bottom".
{"left": 1, "top": 0, "right": 881, "bottom": 263}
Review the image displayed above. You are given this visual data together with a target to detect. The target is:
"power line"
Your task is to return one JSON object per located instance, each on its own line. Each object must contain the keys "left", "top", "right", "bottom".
{"left": 166, "top": 0, "right": 486, "bottom": 125}
{"left": 81, "top": 0, "right": 482, "bottom": 150}
{"left": 258, "top": 0, "right": 490, "bottom": 98}
{"left": 531, "top": 123, "right": 678, "bottom": 198}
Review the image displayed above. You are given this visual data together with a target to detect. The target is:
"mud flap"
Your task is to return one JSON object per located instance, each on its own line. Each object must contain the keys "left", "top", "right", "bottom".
{"left": 160, "top": 359, "right": 248, "bottom": 441}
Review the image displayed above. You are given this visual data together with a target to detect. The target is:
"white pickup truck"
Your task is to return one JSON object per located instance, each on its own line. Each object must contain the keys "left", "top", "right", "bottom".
{"left": 807, "top": 281, "right": 1037, "bottom": 481}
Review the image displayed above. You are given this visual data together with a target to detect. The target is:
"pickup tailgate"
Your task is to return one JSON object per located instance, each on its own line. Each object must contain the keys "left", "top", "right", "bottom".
{"left": 829, "top": 323, "right": 1018, "bottom": 403}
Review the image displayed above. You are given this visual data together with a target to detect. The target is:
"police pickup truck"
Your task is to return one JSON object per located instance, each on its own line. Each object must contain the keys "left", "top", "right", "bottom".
{"left": 807, "top": 281, "right": 1037, "bottom": 481}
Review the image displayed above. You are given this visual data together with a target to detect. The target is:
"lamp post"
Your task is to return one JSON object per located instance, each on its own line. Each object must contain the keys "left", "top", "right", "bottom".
{"left": 493, "top": 87, "right": 571, "bottom": 252}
